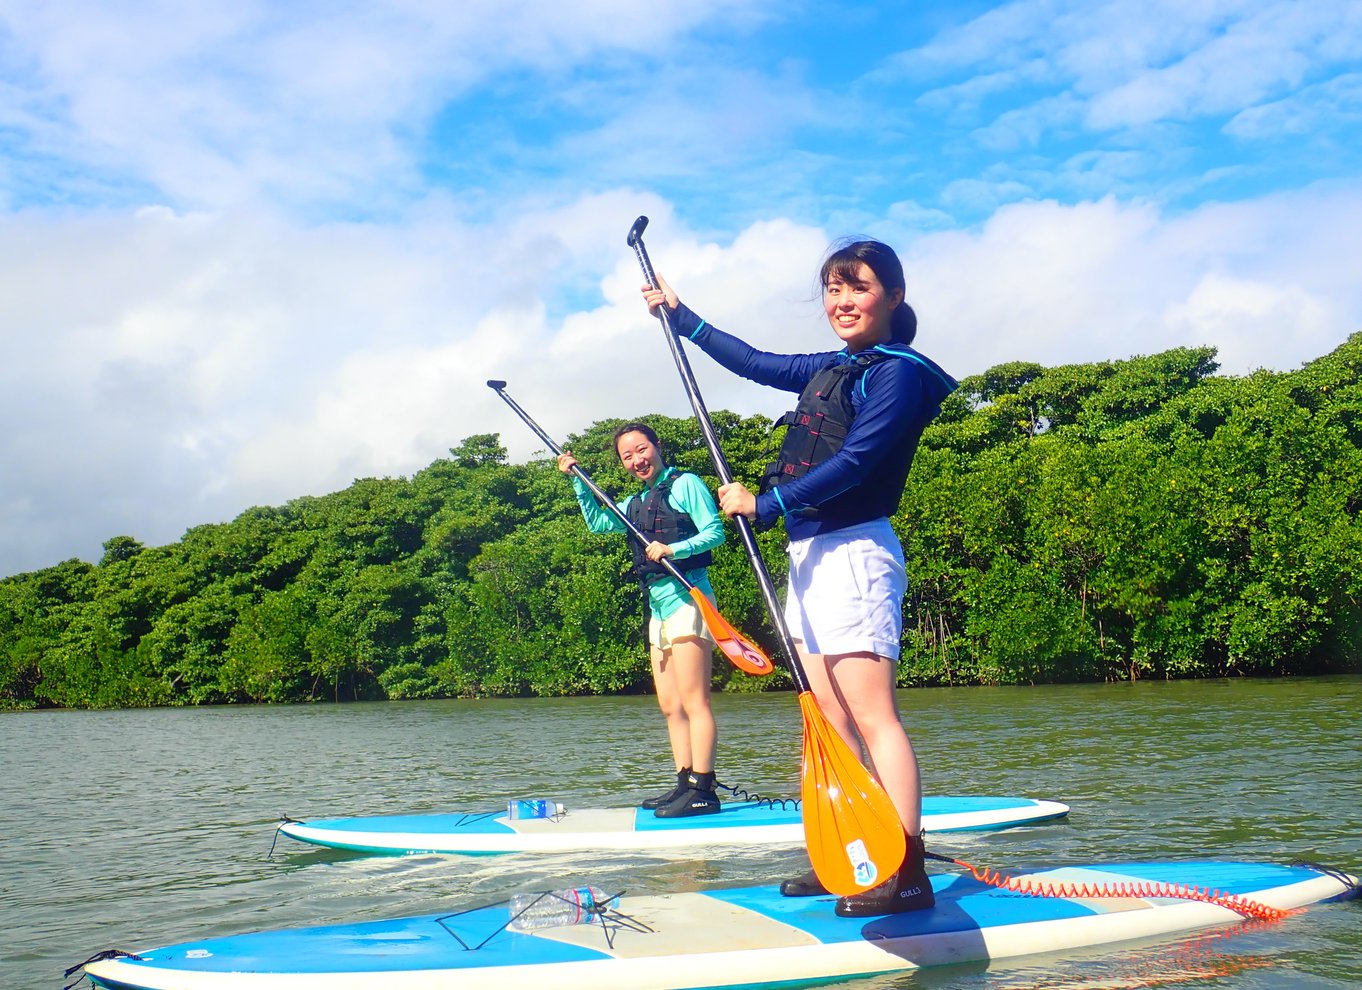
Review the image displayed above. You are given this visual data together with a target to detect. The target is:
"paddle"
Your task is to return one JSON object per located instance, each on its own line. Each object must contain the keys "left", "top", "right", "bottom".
{"left": 487, "top": 379, "right": 773, "bottom": 678}
{"left": 626, "top": 216, "right": 906, "bottom": 896}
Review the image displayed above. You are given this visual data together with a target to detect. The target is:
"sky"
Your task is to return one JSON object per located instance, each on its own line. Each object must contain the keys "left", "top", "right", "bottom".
{"left": 1, "top": 0, "right": 1360, "bottom": 577}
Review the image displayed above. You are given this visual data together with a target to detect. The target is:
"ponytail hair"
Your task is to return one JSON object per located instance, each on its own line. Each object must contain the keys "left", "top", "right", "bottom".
{"left": 819, "top": 239, "right": 917, "bottom": 344}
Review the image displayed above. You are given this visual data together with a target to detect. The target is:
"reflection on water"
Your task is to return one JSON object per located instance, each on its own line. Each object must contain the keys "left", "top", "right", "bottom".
{"left": 950, "top": 923, "right": 1282, "bottom": 990}
{"left": 3, "top": 676, "right": 1360, "bottom": 990}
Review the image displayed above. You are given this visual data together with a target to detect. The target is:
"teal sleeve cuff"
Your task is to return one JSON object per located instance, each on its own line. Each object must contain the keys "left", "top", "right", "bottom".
{"left": 756, "top": 488, "right": 787, "bottom": 524}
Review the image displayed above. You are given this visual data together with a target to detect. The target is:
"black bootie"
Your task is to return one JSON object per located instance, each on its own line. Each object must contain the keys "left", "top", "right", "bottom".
{"left": 653, "top": 769, "right": 721, "bottom": 818}
{"left": 779, "top": 867, "right": 829, "bottom": 897}
{"left": 641, "top": 768, "right": 690, "bottom": 810}
{"left": 834, "top": 833, "right": 935, "bottom": 917}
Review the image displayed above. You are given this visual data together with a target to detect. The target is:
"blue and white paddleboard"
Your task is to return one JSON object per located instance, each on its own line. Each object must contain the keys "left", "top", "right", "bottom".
{"left": 278, "top": 795, "right": 1070, "bottom": 856}
{"left": 81, "top": 860, "right": 1357, "bottom": 990}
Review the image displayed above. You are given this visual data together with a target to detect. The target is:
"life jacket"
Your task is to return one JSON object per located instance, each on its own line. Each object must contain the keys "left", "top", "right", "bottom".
{"left": 625, "top": 471, "right": 712, "bottom": 581}
{"left": 758, "top": 351, "right": 891, "bottom": 519}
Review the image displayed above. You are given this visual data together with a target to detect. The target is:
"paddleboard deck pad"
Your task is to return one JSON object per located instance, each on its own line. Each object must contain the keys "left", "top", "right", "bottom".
{"left": 277, "top": 795, "right": 1070, "bottom": 855}
{"left": 81, "top": 861, "right": 1358, "bottom": 990}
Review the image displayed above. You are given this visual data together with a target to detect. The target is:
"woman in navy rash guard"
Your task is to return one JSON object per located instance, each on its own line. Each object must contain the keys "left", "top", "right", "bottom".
{"left": 642, "top": 239, "right": 957, "bottom": 916}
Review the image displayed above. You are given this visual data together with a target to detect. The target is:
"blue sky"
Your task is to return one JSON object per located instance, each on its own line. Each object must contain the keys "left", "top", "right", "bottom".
{"left": 1, "top": 0, "right": 1360, "bottom": 575}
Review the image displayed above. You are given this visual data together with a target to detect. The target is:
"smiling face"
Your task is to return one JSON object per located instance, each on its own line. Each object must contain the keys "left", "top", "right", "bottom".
{"left": 616, "top": 430, "right": 664, "bottom": 483}
{"left": 823, "top": 261, "right": 904, "bottom": 352}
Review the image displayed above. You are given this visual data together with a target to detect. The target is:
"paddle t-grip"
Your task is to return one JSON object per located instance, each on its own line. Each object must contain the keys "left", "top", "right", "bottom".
{"left": 486, "top": 379, "right": 508, "bottom": 391}
{"left": 626, "top": 221, "right": 734, "bottom": 487}
{"left": 626, "top": 215, "right": 649, "bottom": 248}
{"left": 625, "top": 218, "right": 806, "bottom": 689}
{"left": 629, "top": 219, "right": 662, "bottom": 292}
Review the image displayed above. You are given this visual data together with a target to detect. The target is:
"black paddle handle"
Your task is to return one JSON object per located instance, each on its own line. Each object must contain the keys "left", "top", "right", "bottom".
{"left": 486, "top": 380, "right": 699, "bottom": 592}
{"left": 627, "top": 218, "right": 734, "bottom": 484}
{"left": 627, "top": 218, "right": 812, "bottom": 693}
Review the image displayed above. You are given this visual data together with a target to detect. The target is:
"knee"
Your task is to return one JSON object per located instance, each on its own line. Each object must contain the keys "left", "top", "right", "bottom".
{"left": 680, "top": 693, "right": 714, "bottom": 720}
{"left": 813, "top": 688, "right": 851, "bottom": 725}
{"left": 855, "top": 714, "right": 908, "bottom": 750}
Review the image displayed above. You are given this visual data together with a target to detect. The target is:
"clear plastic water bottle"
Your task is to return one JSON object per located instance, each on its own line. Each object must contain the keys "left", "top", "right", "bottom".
{"left": 507, "top": 886, "right": 617, "bottom": 932}
{"left": 506, "top": 798, "right": 565, "bottom": 820}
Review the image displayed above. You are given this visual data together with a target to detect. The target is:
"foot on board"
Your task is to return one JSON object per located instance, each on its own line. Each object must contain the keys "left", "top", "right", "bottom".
{"left": 653, "top": 770, "right": 720, "bottom": 818}
{"left": 780, "top": 868, "right": 829, "bottom": 897}
{"left": 835, "top": 834, "right": 935, "bottom": 917}
{"left": 641, "top": 767, "right": 690, "bottom": 810}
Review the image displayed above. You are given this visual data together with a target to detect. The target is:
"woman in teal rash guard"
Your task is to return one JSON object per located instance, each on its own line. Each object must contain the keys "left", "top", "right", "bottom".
{"left": 558, "top": 422, "right": 726, "bottom": 818}
{"left": 642, "top": 239, "right": 957, "bottom": 915}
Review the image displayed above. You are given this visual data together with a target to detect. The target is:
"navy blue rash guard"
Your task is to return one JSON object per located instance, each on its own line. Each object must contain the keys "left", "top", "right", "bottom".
{"left": 665, "top": 301, "right": 957, "bottom": 542}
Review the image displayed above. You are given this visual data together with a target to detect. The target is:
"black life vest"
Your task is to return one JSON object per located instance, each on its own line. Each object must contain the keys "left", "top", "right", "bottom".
{"left": 759, "top": 351, "right": 889, "bottom": 519}
{"left": 625, "top": 472, "right": 713, "bottom": 581}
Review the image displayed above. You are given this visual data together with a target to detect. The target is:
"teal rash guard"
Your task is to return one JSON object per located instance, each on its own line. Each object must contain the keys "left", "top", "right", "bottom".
{"left": 571, "top": 466, "right": 724, "bottom": 621}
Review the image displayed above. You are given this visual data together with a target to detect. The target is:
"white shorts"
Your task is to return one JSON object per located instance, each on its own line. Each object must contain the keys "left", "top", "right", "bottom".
{"left": 783, "top": 518, "right": 907, "bottom": 660}
{"left": 648, "top": 601, "right": 716, "bottom": 650}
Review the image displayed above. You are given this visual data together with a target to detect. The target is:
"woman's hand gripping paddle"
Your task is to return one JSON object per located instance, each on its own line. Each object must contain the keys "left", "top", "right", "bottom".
{"left": 626, "top": 216, "right": 906, "bottom": 895}
{"left": 487, "top": 380, "right": 773, "bottom": 678}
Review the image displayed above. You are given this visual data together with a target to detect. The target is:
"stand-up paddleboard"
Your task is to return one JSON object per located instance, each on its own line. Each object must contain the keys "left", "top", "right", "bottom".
{"left": 78, "top": 860, "right": 1358, "bottom": 990}
{"left": 278, "top": 795, "right": 1070, "bottom": 856}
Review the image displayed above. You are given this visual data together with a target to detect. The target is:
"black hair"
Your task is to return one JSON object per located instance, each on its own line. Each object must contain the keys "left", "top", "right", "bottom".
{"left": 819, "top": 239, "right": 917, "bottom": 344}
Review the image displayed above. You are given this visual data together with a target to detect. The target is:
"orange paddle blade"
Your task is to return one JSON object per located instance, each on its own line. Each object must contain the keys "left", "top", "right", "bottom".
{"left": 797, "top": 691, "right": 906, "bottom": 896}
{"left": 689, "top": 588, "right": 774, "bottom": 676}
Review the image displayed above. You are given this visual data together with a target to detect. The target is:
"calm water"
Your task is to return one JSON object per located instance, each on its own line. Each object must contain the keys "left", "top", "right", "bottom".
{"left": 3, "top": 677, "right": 1359, "bottom": 990}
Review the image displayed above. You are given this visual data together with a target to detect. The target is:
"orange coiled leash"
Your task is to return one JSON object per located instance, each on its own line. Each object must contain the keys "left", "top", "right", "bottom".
{"left": 928, "top": 853, "right": 1295, "bottom": 923}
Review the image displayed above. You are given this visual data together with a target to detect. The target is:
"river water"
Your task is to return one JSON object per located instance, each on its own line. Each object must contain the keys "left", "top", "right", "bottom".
{"left": 4, "top": 676, "right": 1359, "bottom": 989}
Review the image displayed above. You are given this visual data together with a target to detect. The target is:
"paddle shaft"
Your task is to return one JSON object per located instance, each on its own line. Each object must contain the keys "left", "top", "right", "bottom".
{"left": 487, "top": 380, "right": 707, "bottom": 593}
{"left": 627, "top": 218, "right": 812, "bottom": 694}
{"left": 627, "top": 218, "right": 909, "bottom": 895}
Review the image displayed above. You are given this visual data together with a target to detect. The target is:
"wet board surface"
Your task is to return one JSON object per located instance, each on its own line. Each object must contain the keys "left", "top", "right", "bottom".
{"left": 83, "top": 861, "right": 1358, "bottom": 990}
{"left": 277, "top": 795, "right": 1071, "bottom": 855}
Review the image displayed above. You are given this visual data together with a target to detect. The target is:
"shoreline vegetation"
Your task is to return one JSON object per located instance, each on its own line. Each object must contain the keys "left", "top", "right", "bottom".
{"left": 3, "top": 335, "right": 1360, "bottom": 710}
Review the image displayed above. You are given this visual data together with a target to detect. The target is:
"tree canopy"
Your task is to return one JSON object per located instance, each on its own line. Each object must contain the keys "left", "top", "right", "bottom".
{"left": 3, "top": 334, "right": 1359, "bottom": 709}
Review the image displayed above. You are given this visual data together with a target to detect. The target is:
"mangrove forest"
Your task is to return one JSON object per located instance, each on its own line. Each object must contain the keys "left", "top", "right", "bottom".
{"left": 3, "top": 333, "right": 1359, "bottom": 709}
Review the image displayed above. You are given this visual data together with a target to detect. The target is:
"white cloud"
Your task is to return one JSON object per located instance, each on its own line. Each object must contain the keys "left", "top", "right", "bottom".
{"left": 881, "top": 0, "right": 1056, "bottom": 76}
{"left": 911, "top": 61, "right": 1052, "bottom": 116}
{"left": 0, "top": 0, "right": 775, "bottom": 211}
{"left": 1163, "top": 273, "right": 1338, "bottom": 371}
{"left": 0, "top": 199, "right": 568, "bottom": 571}
{"left": 901, "top": 183, "right": 1362, "bottom": 376}
{"left": 883, "top": 200, "right": 959, "bottom": 235}
{"left": 4, "top": 182, "right": 1361, "bottom": 575}
{"left": 1225, "top": 72, "right": 1362, "bottom": 138}
{"left": 972, "top": 94, "right": 1082, "bottom": 152}
{"left": 3, "top": 0, "right": 1361, "bottom": 578}
{"left": 1082, "top": 4, "right": 1314, "bottom": 129}
{"left": 881, "top": 0, "right": 1362, "bottom": 139}
{"left": 939, "top": 175, "right": 1035, "bottom": 214}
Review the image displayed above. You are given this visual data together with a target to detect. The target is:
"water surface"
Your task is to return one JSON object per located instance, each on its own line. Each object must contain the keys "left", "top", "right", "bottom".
{"left": 3, "top": 676, "right": 1358, "bottom": 989}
